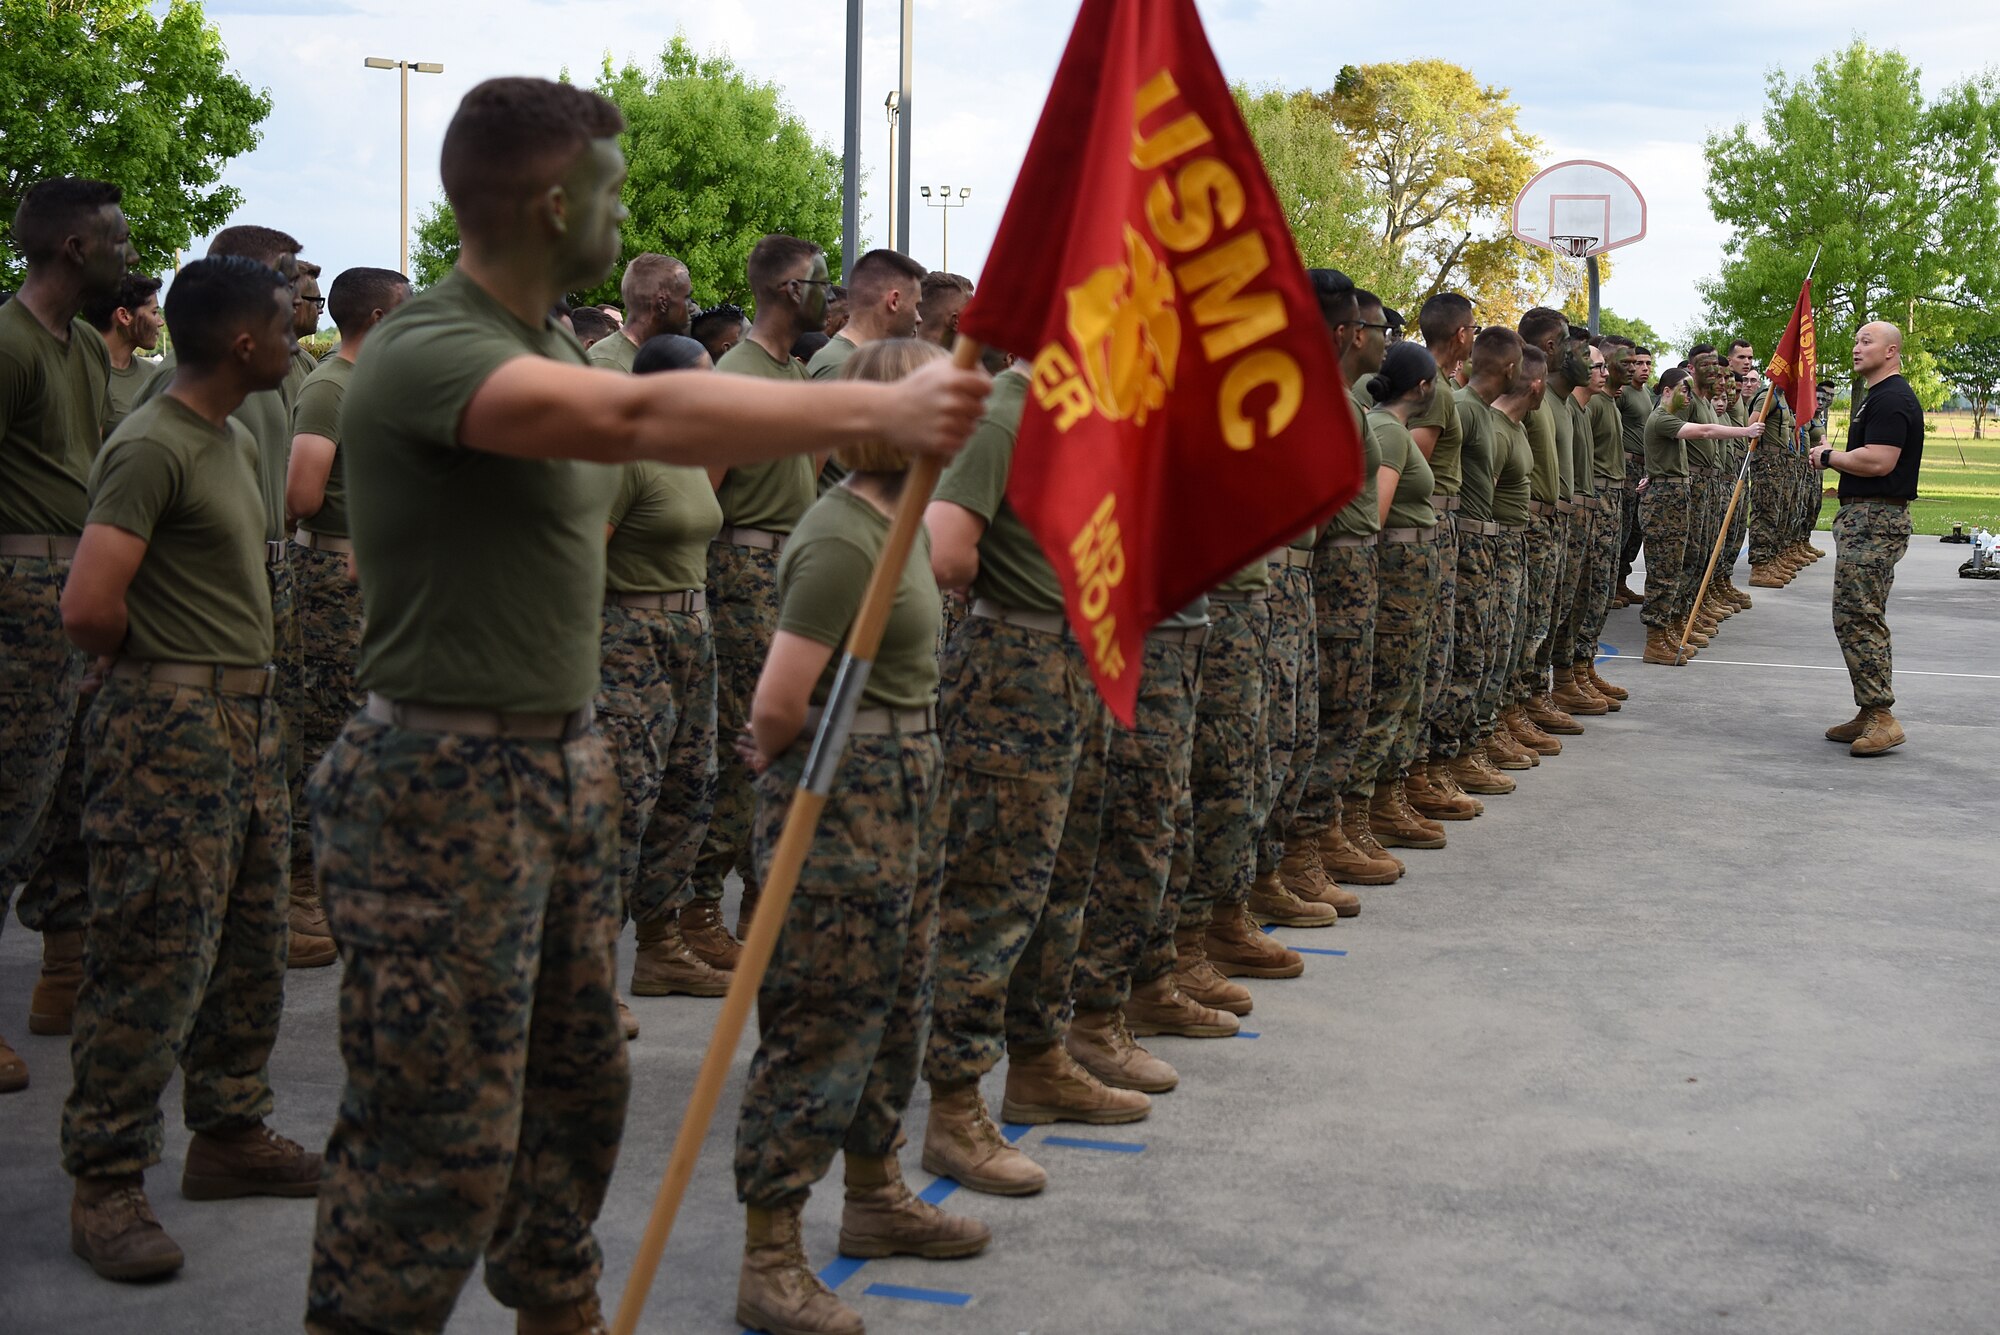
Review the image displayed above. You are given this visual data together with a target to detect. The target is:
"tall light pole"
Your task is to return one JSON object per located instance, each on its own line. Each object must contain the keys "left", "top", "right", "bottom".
{"left": 895, "top": 0, "right": 914, "bottom": 257}
{"left": 365, "top": 57, "right": 445, "bottom": 275}
{"left": 884, "top": 92, "right": 901, "bottom": 252}
{"left": 919, "top": 185, "right": 969, "bottom": 272}
{"left": 840, "top": 0, "right": 862, "bottom": 279}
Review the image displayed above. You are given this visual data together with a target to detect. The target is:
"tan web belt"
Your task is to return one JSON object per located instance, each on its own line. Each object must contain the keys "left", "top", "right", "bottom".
{"left": 969, "top": 599, "right": 1067, "bottom": 634}
{"left": 1265, "top": 547, "right": 1314, "bottom": 568}
{"left": 713, "top": 525, "right": 787, "bottom": 553}
{"left": 606, "top": 589, "right": 706, "bottom": 612}
{"left": 365, "top": 692, "right": 594, "bottom": 741}
{"left": 803, "top": 703, "right": 937, "bottom": 736}
{"left": 110, "top": 659, "right": 277, "bottom": 696}
{"left": 294, "top": 527, "right": 354, "bottom": 554}
{"left": 1378, "top": 524, "right": 1439, "bottom": 544}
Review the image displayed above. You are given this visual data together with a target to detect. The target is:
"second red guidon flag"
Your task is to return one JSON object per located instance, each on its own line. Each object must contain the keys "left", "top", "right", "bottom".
{"left": 1765, "top": 278, "right": 1817, "bottom": 423}
{"left": 957, "top": 0, "right": 1364, "bottom": 724}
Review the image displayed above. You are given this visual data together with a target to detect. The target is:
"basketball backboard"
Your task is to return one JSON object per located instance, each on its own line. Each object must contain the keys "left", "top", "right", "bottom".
{"left": 1511, "top": 160, "right": 1647, "bottom": 258}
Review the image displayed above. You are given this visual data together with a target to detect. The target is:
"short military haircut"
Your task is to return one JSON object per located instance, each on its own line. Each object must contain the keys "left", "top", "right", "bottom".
{"left": 1469, "top": 324, "right": 1524, "bottom": 376}
{"left": 326, "top": 266, "right": 409, "bottom": 335}
{"left": 632, "top": 334, "right": 711, "bottom": 373}
{"left": 1518, "top": 306, "right": 1567, "bottom": 346}
{"left": 1354, "top": 288, "right": 1383, "bottom": 317}
{"left": 11, "top": 177, "right": 122, "bottom": 266}
{"left": 691, "top": 303, "right": 745, "bottom": 340}
{"left": 1567, "top": 324, "right": 1592, "bottom": 342}
{"left": 621, "top": 252, "right": 688, "bottom": 308}
{"left": 298, "top": 260, "right": 323, "bottom": 279}
{"left": 84, "top": 272, "right": 163, "bottom": 333}
{"left": 1518, "top": 345, "right": 1548, "bottom": 374}
{"left": 1816, "top": 378, "right": 1836, "bottom": 390}
{"left": 917, "top": 271, "right": 973, "bottom": 322}
{"left": 847, "top": 248, "right": 926, "bottom": 303}
{"left": 746, "top": 234, "right": 823, "bottom": 303}
{"left": 1307, "top": 268, "right": 1357, "bottom": 329}
{"left": 568, "top": 305, "right": 617, "bottom": 344}
{"left": 440, "top": 77, "right": 625, "bottom": 241}
{"left": 209, "top": 224, "right": 303, "bottom": 268}
{"left": 165, "top": 255, "right": 288, "bottom": 370}
{"left": 1688, "top": 342, "right": 1716, "bottom": 359}
{"left": 1728, "top": 337, "right": 1753, "bottom": 354}
{"left": 1658, "top": 366, "right": 1690, "bottom": 393}
{"left": 1601, "top": 334, "right": 1634, "bottom": 350}
{"left": 1633, "top": 345, "right": 1653, "bottom": 358}
{"left": 1417, "top": 292, "right": 1474, "bottom": 346}
{"left": 791, "top": 330, "right": 830, "bottom": 362}
{"left": 829, "top": 284, "right": 848, "bottom": 303}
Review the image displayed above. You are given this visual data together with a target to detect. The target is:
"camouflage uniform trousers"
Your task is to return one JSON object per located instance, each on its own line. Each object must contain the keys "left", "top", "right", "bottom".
{"left": 1295, "top": 543, "right": 1377, "bottom": 837}
{"left": 1350, "top": 540, "right": 1439, "bottom": 796}
{"left": 1749, "top": 444, "right": 1786, "bottom": 568}
{"left": 1681, "top": 465, "right": 1724, "bottom": 616}
{"left": 736, "top": 729, "right": 943, "bottom": 1207}
{"left": 1436, "top": 528, "right": 1494, "bottom": 759}
{"left": 59, "top": 676, "right": 289, "bottom": 1179}
{"left": 599, "top": 605, "right": 718, "bottom": 925}
{"left": 12, "top": 693, "right": 92, "bottom": 936}
{"left": 1722, "top": 450, "right": 1751, "bottom": 580}
{"left": 1256, "top": 562, "right": 1318, "bottom": 877}
{"left": 696, "top": 542, "right": 781, "bottom": 912}
{"left": 1619, "top": 451, "right": 1647, "bottom": 582}
{"left": 1480, "top": 530, "right": 1526, "bottom": 737}
{"left": 1551, "top": 506, "right": 1589, "bottom": 669}
{"left": 0, "top": 554, "right": 84, "bottom": 905}
{"left": 1575, "top": 492, "right": 1621, "bottom": 664}
{"left": 1513, "top": 515, "right": 1561, "bottom": 702}
{"left": 1070, "top": 634, "right": 1195, "bottom": 1004}
{"left": 304, "top": 719, "right": 627, "bottom": 1328}
{"left": 1831, "top": 501, "right": 1912, "bottom": 709}
{"left": 1640, "top": 479, "right": 1691, "bottom": 631}
{"left": 293, "top": 544, "right": 363, "bottom": 875}
{"left": 1140, "top": 604, "right": 1262, "bottom": 981}
{"left": 270, "top": 552, "right": 305, "bottom": 813}
{"left": 925, "top": 618, "right": 1106, "bottom": 1080}
{"left": 1802, "top": 460, "right": 1829, "bottom": 547}
{"left": 1417, "top": 520, "right": 1458, "bottom": 762}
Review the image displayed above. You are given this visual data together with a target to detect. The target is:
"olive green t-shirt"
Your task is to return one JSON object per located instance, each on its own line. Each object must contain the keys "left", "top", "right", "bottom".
{"left": 1565, "top": 396, "right": 1593, "bottom": 495}
{"left": 714, "top": 337, "right": 817, "bottom": 533}
{"left": 605, "top": 460, "right": 723, "bottom": 592}
{"left": 290, "top": 355, "right": 354, "bottom": 537}
{"left": 1490, "top": 412, "right": 1532, "bottom": 526}
{"left": 1643, "top": 399, "right": 1692, "bottom": 479}
{"left": 135, "top": 349, "right": 294, "bottom": 540}
{"left": 287, "top": 347, "right": 317, "bottom": 397}
{"left": 1324, "top": 389, "right": 1384, "bottom": 538}
{"left": 1617, "top": 385, "right": 1652, "bottom": 458}
{"left": 1683, "top": 395, "right": 1720, "bottom": 470}
{"left": 1216, "top": 559, "right": 1271, "bottom": 595}
{"left": 0, "top": 299, "right": 110, "bottom": 534}
{"left": 1549, "top": 392, "right": 1576, "bottom": 497}
{"left": 1525, "top": 396, "right": 1561, "bottom": 504}
{"left": 587, "top": 332, "right": 638, "bottom": 373}
{"left": 86, "top": 394, "right": 272, "bottom": 665}
{"left": 1751, "top": 387, "right": 1797, "bottom": 455}
{"left": 1367, "top": 409, "right": 1437, "bottom": 530}
{"left": 1408, "top": 375, "right": 1463, "bottom": 495}
{"left": 806, "top": 333, "right": 859, "bottom": 382}
{"left": 932, "top": 367, "right": 1063, "bottom": 613}
{"left": 1157, "top": 597, "right": 1209, "bottom": 631}
{"left": 1454, "top": 386, "right": 1496, "bottom": 523}
{"left": 1588, "top": 393, "right": 1623, "bottom": 482}
{"left": 776, "top": 486, "right": 940, "bottom": 711}
{"left": 106, "top": 358, "right": 159, "bottom": 435}
{"left": 344, "top": 268, "right": 620, "bottom": 713}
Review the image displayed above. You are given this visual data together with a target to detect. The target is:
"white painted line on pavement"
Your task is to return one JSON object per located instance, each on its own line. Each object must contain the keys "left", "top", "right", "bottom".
{"left": 1604, "top": 654, "right": 2000, "bottom": 681}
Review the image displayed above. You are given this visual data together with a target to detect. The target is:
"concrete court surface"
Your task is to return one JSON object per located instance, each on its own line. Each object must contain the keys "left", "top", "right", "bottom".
{"left": 3, "top": 539, "right": 1998, "bottom": 1335}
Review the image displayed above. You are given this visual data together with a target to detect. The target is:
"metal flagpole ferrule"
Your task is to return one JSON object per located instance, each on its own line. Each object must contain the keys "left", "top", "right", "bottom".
{"left": 802, "top": 656, "right": 874, "bottom": 796}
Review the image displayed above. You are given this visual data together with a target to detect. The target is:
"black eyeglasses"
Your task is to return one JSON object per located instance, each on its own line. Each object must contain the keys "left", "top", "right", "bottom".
{"left": 295, "top": 296, "right": 326, "bottom": 309}
{"left": 787, "top": 277, "right": 833, "bottom": 291}
{"left": 1359, "top": 321, "right": 1393, "bottom": 332}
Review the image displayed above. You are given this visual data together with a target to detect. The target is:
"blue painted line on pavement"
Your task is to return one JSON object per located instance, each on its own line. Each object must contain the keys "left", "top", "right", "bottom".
{"left": 1293, "top": 946, "right": 1347, "bottom": 956}
{"left": 1596, "top": 640, "right": 1620, "bottom": 663}
{"left": 917, "top": 1174, "right": 961, "bottom": 1205}
{"left": 1001, "top": 1121, "right": 1033, "bottom": 1142}
{"left": 1041, "top": 1135, "right": 1146, "bottom": 1153}
{"left": 1235, "top": 1030, "right": 1261, "bottom": 1039}
{"left": 817, "top": 1255, "right": 868, "bottom": 1290}
{"left": 864, "top": 1282, "right": 974, "bottom": 1307}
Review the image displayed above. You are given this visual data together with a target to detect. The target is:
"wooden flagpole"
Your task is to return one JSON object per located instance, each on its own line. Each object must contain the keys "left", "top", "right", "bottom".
{"left": 1674, "top": 396, "right": 1770, "bottom": 666}
{"left": 608, "top": 336, "right": 985, "bottom": 1335}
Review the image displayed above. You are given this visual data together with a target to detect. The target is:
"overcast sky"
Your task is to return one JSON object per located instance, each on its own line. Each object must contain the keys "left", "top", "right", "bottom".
{"left": 188, "top": 0, "right": 1999, "bottom": 344}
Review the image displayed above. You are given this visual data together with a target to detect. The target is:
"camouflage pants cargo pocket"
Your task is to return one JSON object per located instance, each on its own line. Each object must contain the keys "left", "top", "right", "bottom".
{"left": 1179, "top": 602, "right": 1268, "bottom": 918}
{"left": 325, "top": 888, "right": 469, "bottom": 1111}
{"left": 1299, "top": 544, "right": 1376, "bottom": 831}
{"left": 1437, "top": 532, "right": 1493, "bottom": 758}
{"left": 697, "top": 543, "right": 781, "bottom": 904}
{"left": 1258, "top": 567, "right": 1318, "bottom": 872}
{"left": 1355, "top": 542, "right": 1438, "bottom": 790}
{"left": 1832, "top": 502, "right": 1911, "bottom": 709}
{"left": 1640, "top": 482, "right": 1689, "bottom": 630}
{"left": 0, "top": 555, "right": 83, "bottom": 885}
{"left": 629, "top": 610, "right": 719, "bottom": 923}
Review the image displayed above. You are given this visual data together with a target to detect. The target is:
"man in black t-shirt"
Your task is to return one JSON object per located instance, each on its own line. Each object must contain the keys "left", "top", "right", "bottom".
{"left": 1812, "top": 321, "right": 1923, "bottom": 756}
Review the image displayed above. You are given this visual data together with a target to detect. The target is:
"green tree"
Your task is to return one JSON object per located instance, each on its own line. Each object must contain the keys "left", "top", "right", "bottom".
{"left": 1558, "top": 299, "right": 1667, "bottom": 354}
{"left": 0, "top": 0, "right": 270, "bottom": 287}
{"left": 1232, "top": 84, "right": 1417, "bottom": 306}
{"left": 1312, "top": 60, "right": 1544, "bottom": 317}
{"left": 409, "top": 37, "right": 844, "bottom": 308}
{"left": 1937, "top": 318, "right": 2000, "bottom": 437}
{"left": 1699, "top": 41, "right": 2000, "bottom": 397}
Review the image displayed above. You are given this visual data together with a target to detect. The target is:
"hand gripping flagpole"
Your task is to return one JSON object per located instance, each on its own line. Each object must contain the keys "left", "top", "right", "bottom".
{"left": 609, "top": 335, "right": 984, "bottom": 1335}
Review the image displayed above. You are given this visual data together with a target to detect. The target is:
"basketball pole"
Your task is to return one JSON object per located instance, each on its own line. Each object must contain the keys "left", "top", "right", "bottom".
{"left": 1586, "top": 255, "right": 1601, "bottom": 336}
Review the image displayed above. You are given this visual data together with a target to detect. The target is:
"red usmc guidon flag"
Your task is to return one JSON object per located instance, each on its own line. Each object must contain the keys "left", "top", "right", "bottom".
{"left": 1766, "top": 279, "right": 1817, "bottom": 423}
{"left": 957, "top": 0, "right": 1364, "bottom": 725}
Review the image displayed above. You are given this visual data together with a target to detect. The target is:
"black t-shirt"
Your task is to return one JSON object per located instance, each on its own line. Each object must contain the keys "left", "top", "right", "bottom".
{"left": 1839, "top": 373, "right": 1923, "bottom": 500}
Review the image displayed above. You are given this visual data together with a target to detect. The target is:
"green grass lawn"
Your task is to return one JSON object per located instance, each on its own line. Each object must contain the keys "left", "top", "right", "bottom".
{"left": 1812, "top": 411, "right": 2000, "bottom": 535}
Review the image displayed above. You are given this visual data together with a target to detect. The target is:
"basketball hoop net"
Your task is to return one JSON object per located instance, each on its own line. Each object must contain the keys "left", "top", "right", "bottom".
{"left": 1551, "top": 235, "right": 1597, "bottom": 259}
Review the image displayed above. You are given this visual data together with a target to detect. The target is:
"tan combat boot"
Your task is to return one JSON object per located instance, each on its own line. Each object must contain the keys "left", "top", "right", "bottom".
{"left": 1369, "top": 787, "right": 1445, "bottom": 850}
{"left": 615, "top": 993, "right": 639, "bottom": 1041}
{"left": 1493, "top": 718, "right": 1543, "bottom": 766}
{"left": 1726, "top": 581, "right": 1753, "bottom": 609}
{"left": 29, "top": 928, "right": 84, "bottom": 1036}
{"left": 1065, "top": 1008, "right": 1178, "bottom": 1093}
{"left": 1411, "top": 763, "right": 1482, "bottom": 821}
{"left": 72, "top": 1174, "right": 184, "bottom": 1282}
{"left": 1446, "top": 752, "right": 1513, "bottom": 796}
{"left": 680, "top": 900, "right": 743, "bottom": 973}
{"left": 1586, "top": 662, "right": 1629, "bottom": 704}
{"left": 921, "top": 1082, "right": 1046, "bottom": 1195}
{"left": 1527, "top": 686, "right": 1584, "bottom": 735}
{"left": 1749, "top": 562, "right": 1785, "bottom": 588}
{"left": 1641, "top": 628, "right": 1680, "bottom": 665}
{"left": 1549, "top": 668, "right": 1605, "bottom": 719}
{"left": 1278, "top": 836, "right": 1361, "bottom": 915}
{"left": 838, "top": 1153, "right": 990, "bottom": 1259}
{"left": 1001, "top": 1042, "right": 1151, "bottom": 1124}
{"left": 1208, "top": 902, "right": 1308, "bottom": 977}
{"left": 739, "top": 1201, "right": 863, "bottom": 1335}
{"left": 516, "top": 1296, "right": 610, "bottom": 1334}
{"left": 1165, "top": 924, "right": 1253, "bottom": 1016}
{"left": 1849, "top": 707, "right": 1906, "bottom": 757}
{"left": 1127, "top": 969, "right": 1244, "bottom": 1034}
{"left": 1824, "top": 708, "right": 1870, "bottom": 743}
{"left": 287, "top": 866, "right": 336, "bottom": 970}
{"left": 631, "top": 917, "right": 731, "bottom": 997}
{"left": 1322, "top": 801, "right": 1403, "bottom": 883}
{"left": 1678, "top": 619, "right": 1710, "bottom": 649}
{"left": 0, "top": 1032, "right": 25, "bottom": 1094}
{"left": 1615, "top": 580, "right": 1643, "bottom": 607}
{"left": 1245, "top": 868, "right": 1337, "bottom": 928}
{"left": 181, "top": 1123, "right": 322, "bottom": 1200}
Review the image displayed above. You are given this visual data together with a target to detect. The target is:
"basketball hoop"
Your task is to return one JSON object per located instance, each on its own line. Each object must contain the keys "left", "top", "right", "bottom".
{"left": 1550, "top": 235, "right": 1598, "bottom": 259}
{"left": 1511, "top": 160, "right": 1647, "bottom": 335}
